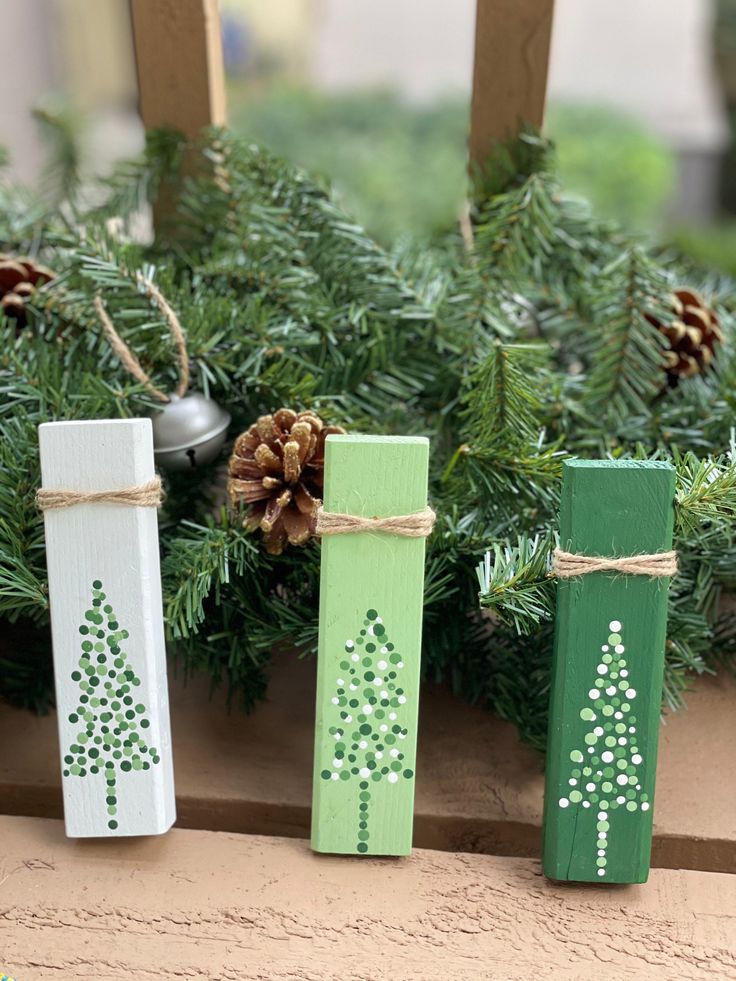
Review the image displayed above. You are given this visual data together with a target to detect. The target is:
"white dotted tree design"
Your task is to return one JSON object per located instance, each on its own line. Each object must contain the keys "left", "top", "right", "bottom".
{"left": 557, "top": 620, "right": 650, "bottom": 877}
{"left": 320, "top": 608, "right": 414, "bottom": 853}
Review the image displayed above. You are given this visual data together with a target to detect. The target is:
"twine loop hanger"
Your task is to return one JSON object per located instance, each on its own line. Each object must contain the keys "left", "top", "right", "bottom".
{"left": 37, "top": 274, "right": 181, "bottom": 512}
{"left": 93, "top": 271, "right": 190, "bottom": 403}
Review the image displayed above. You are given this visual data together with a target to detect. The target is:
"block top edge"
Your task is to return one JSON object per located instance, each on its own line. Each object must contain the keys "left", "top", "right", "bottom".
{"left": 564, "top": 458, "right": 675, "bottom": 473}
{"left": 39, "top": 419, "right": 152, "bottom": 432}
{"left": 325, "top": 434, "right": 429, "bottom": 446}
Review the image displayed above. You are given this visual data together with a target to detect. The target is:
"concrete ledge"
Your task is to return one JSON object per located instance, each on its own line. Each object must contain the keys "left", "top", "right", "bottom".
{"left": 2, "top": 815, "right": 735, "bottom": 980}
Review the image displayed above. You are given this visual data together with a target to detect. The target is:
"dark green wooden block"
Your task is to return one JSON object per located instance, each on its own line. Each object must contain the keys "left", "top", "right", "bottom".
{"left": 543, "top": 459, "right": 676, "bottom": 883}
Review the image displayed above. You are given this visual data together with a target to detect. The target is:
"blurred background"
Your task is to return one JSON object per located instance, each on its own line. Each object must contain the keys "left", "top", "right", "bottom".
{"left": 2, "top": 0, "right": 735, "bottom": 268}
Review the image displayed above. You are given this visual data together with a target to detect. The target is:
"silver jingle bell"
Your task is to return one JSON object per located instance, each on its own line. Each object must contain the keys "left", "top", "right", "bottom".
{"left": 150, "top": 392, "right": 231, "bottom": 470}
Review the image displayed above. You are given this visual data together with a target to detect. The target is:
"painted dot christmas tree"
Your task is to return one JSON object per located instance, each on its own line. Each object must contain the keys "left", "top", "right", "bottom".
{"left": 63, "top": 580, "right": 160, "bottom": 830}
{"left": 320, "top": 609, "right": 414, "bottom": 853}
{"left": 558, "top": 619, "right": 650, "bottom": 877}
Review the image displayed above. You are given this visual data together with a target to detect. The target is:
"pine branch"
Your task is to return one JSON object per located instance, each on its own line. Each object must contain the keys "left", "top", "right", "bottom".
{"left": 661, "top": 600, "right": 715, "bottom": 711}
{"left": 474, "top": 172, "right": 566, "bottom": 286}
{"left": 477, "top": 534, "right": 556, "bottom": 634}
{"left": 162, "top": 510, "right": 259, "bottom": 640}
{"left": 32, "top": 105, "right": 83, "bottom": 209}
{"left": 706, "top": 611, "right": 736, "bottom": 675}
{"left": 97, "top": 128, "right": 187, "bottom": 225}
{"left": 444, "top": 341, "right": 566, "bottom": 515}
{"left": 461, "top": 341, "right": 548, "bottom": 445}
{"left": 583, "top": 248, "right": 671, "bottom": 419}
{"left": 461, "top": 619, "right": 554, "bottom": 754}
{"left": 674, "top": 442, "right": 736, "bottom": 536}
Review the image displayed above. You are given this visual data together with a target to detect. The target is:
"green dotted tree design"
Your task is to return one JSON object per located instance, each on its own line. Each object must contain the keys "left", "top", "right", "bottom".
{"left": 557, "top": 619, "right": 650, "bottom": 877}
{"left": 63, "top": 580, "right": 160, "bottom": 830}
{"left": 320, "top": 608, "right": 414, "bottom": 853}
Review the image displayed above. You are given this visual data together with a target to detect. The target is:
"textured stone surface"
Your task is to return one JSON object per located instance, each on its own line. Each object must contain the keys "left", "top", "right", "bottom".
{"left": 2, "top": 815, "right": 735, "bottom": 980}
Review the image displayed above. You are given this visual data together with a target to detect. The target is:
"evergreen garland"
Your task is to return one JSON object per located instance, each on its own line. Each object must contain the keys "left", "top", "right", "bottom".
{"left": 0, "top": 128, "right": 734, "bottom": 751}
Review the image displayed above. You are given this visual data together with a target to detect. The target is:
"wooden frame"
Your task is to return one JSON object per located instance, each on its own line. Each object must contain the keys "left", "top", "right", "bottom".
{"left": 469, "top": 0, "right": 556, "bottom": 168}
{"left": 129, "top": 0, "right": 556, "bottom": 171}
{"left": 130, "top": 0, "right": 227, "bottom": 137}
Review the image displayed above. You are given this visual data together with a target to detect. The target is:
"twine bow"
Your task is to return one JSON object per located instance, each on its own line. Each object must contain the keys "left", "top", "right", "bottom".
{"left": 315, "top": 505, "right": 436, "bottom": 538}
{"left": 553, "top": 547, "right": 678, "bottom": 579}
{"left": 37, "top": 477, "right": 163, "bottom": 511}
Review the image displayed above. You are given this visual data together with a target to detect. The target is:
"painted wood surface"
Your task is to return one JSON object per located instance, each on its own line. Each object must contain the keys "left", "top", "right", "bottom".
{"left": 543, "top": 459, "right": 676, "bottom": 883}
{"left": 130, "top": 0, "right": 227, "bottom": 138}
{"left": 38, "top": 419, "right": 175, "bottom": 837}
{"left": 469, "top": 0, "right": 555, "bottom": 168}
{"left": 3, "top": 816, "right": 735, "bottom": 980}
{"left": 130, "top": 0, "right": 227, "bottom": 233}
{"left": 311, "top": 435, "right": 430, "bottom": 855}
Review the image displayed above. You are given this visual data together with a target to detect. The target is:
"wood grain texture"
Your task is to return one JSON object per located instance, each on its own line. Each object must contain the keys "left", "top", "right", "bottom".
{"left": 1, "top": 654, "right": 734, "bottom": 871}
{"left": 130, "top": 0, "right": 227, "bottom": 136}
{"left": 2, "top": 815, "right": 735, "bottom": 980}
{"left": 39, "top": 420, "right": 175, "bottom": 837}
{"left": 544, "top": 460, "right": 676, "bottom": 883}
{"left": 469, "top": 0, "right": 555, "bottom": 168}
{"left": 312, "top": 436, "right": 429, "bottom": 855}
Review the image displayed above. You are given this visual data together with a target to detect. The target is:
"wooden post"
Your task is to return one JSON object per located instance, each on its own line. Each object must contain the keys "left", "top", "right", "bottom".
{"left": 311, "top": 436, "right": 430, "bottom": 856}
{"left": 129, "top": 0, "right": 227, "bottom": 137}
{"left": 129, "top": 0, "right": 227, "bottom": 232}
{"left": 39, "top": 419, "right": 176, "bottom": 838}
{"left": 469, "top": 0, "right": 556, "bottom": 170}
{"left": 543, "top": 459, "right": 676, "bottom": 883}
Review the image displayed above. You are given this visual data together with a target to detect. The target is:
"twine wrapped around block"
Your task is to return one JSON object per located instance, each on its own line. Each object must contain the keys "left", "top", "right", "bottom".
{"left": 315, "top": 505, "right": 436, "bottom": 538}
{"left": 36, "top": 476, "right": 163, "bottom": 511}
{"left": 553, "top": 547, "right": 677, "bottom": 579}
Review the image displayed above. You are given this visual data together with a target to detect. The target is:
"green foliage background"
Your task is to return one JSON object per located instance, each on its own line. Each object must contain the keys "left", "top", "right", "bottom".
{"left": 0, "top": 124, "right": 735, "bottom": 751}
{"left": 230, "top": 87, "right": 677, "bottom": 243}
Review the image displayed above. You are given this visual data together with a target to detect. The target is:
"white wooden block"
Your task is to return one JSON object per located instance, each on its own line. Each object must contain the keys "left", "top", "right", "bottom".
{"left": 39, "top": 419, "right": 176, "bottom": 837}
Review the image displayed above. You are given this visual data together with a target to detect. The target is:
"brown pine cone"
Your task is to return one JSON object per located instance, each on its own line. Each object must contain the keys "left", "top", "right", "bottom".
{"left": 647, "top": 288, "right": 723, "bottom": 384}
{"left": 0, "top": 254, "right": 55, "bottom": 326}
{"left": 228, "top": 408, "right": 345, "bottom": 555}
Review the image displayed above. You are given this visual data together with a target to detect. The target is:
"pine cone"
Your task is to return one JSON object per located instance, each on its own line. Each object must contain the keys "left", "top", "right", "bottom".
{"left": 647, "top": 288, "right": 723, "bottom": 384}
{"left": 228, "top": 408, "right": 345, "bottom": 555}
{"left": 0, "top": 254, "right": 55, "bottom": 326}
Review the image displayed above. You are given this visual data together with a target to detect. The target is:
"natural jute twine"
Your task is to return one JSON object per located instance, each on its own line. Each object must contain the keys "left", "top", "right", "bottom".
{"left": 37, "top": 477, "right": 163, "bottom": 512}
{"left": 94, "top": 272, "right": 189, "bottom": 403}
{"left": 315, "top": 505, "right": 436, "bottom": 538}
{"left": 553, "top": 547, "right": 678, "bottom": 578}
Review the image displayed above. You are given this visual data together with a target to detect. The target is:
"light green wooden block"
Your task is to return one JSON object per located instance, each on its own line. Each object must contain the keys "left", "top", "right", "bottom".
{"left": 311, "top": 435, "right": 430, "bottom": 856}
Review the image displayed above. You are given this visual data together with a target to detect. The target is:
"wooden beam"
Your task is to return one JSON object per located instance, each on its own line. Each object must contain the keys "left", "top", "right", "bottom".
{"left": 129, "top": 0, "right": 227, "bottom": 137}
{"left": 1, "top": 652, "right": 735, "bottom": 873}
{"left": 469, "top": 0, "right": 555, "bottom": 170}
